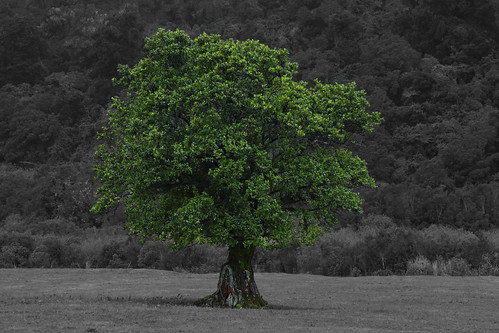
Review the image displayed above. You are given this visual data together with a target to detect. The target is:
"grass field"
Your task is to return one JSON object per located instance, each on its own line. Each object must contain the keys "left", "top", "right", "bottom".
{"left": 1, "top": 269, "right": 498, "bottom": 332}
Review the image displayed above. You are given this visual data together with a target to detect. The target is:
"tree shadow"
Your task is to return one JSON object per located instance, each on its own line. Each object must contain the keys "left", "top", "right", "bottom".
{"left": 102, "top": 295, "right": 199, "bottom": 307}
{"left": 267, "top": 303, "right": 321, "bottom": 311}
{"left": 106, "top": 296, "right": 319, "bottom": 310}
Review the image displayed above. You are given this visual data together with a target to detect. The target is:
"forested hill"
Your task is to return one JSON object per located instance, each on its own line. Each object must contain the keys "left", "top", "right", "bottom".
{"left": 1, "top": 0, "right": 498, "bottom": 231}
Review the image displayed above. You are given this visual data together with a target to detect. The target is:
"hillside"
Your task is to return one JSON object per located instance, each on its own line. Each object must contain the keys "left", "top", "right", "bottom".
{"left": 1, "top": 0, "right": 498, "bottom": 232}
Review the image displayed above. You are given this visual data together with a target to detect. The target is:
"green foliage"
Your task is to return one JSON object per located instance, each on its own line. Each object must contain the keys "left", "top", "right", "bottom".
{"left": 92, "top": 29, "right": 381, "bottom": 250}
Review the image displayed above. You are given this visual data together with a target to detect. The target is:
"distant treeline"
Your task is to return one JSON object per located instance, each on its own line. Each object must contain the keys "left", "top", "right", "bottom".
{"left": 1, "top": 0, "right": 499, "bottom": 235}
{"left": 1, "top": 214, "right": 498, "bottom": 276}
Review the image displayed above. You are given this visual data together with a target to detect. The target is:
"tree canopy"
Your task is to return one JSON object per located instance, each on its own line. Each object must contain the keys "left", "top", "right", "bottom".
{"left": 92, "top": 29, "right": 381, "bottom": 250}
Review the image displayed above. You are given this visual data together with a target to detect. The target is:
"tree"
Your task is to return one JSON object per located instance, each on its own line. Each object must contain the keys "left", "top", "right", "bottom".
{"left": 0, "top": 15, "right": 47, "bottom": 85}
{"left": 92, "top": 29, "right": 381, "bottom": 308}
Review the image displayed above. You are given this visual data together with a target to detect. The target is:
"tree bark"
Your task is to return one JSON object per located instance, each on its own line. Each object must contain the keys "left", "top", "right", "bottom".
{"left": 195, "top": 245, "right": 268, "bottom": 308}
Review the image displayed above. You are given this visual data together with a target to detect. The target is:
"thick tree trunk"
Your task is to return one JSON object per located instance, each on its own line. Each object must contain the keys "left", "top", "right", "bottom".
{"left": 195, "top": 245, "right": 268, "bottom": 308}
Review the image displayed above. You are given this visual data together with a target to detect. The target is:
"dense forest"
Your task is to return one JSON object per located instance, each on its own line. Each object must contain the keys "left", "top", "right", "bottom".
{"left": 1, "top": 0, "right": 499, "bottom": 274}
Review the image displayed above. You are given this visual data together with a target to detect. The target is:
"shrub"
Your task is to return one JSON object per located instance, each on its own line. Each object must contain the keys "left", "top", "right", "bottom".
{"left": 254, "top": 247, "right": 281, "bottom": 272}
{"left": 295, "top": 227, "right": 363, "bottom": 276}
{"left": 432, "top": 257, "right": 469, "bottom": 276}
{"left": 161, "top": 244, "right": 227, "bottom": 273}
{"left": 255, "top": 246, "right": 299, "bottom": 273}
{"left": 277, "top": 247, "right": 298, "bottom": 274}
{"left": 0, "top": 232, "right": 35, "bottom": 268}
{"left": 138, "top": 241, "right": 167, "bottom": 269}
{"left": 294, "top": 218, "right": 497, "bottom": 277}
{"left": 79, "top": 237, "right": 107, "bottom": 268}
{"left": 478, "top": 253, "right": 499, "bottom": 276}
{"left": 137, "top": 241, "right": 227, "bottom": 272}
{"left": 108, "top": 253, "right": 130, "bottom": 268}
{"left": 320, "top": 239, "right": 357, "bottom": 276}
{"left": 181, "top": 245, "right": 227, "bottom": 273}
{"left": 0, "top": 231, "right": 35, "bottom": 251}
{"left": 355, "top": 227, "right": 420, "bottom": 275}
{"left": 406, "top": 256, "right": 474, "bottom": 276}
{"left": 418, "top": 225, "right": 482, "bottom": 266}
{"left": 441, "top": 257, "right": 473, "bottom": 276}
{"left": 0, "top": 243, "right": 31, "bottom": 267}
{"left": 41, "top": 236, "right": 85, "bottom": 267}
{"left": 100, "top": 240, "right": 130, "bottom": 268}
{"left": 372, "top": 269, "right": 394, "bottom": 276}
{"left": 350, "top": 267, "right": 362, "bottom": 277}
{"left": 0, "top": 221, "right": 495, "bottom": 277}
{"left": 118, "top": 237, "right": 141, "bottom": 268}
{"left": 100, "top": 242, "right": 123, "bottom": 267}
{"left": 406, "top": 255, "right": 433, "bottom": 275}
{"left": 294, "top": 216, "right": 420, "bottom": 276}
{"left": 60, "top": 238, "right": 84, "bottom": 268}
{"left": 28, "top": 247, "right": 51, "bottom": 268}
{"left": 41, "top": 236, "right": 63, "bottom": 266}
{"left": 482, "top": 229, "right": 499, "bottom": 252}
{"left": 84, "top": 234, "right": 138, "bottom": 268}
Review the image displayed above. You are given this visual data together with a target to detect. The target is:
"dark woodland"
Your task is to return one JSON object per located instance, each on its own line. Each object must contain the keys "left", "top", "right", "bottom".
{"left": 1, "top": 0, "right": 498, "bottom": 275}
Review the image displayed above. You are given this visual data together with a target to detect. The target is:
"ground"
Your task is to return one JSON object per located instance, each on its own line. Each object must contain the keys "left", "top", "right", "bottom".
{"left": 1, "top": 269, "right": 498, "bottom": 332}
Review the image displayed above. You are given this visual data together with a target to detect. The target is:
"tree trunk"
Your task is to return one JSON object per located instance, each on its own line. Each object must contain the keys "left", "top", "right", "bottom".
{"left": 195, "top": 245, "right": 268, "bottom": 308}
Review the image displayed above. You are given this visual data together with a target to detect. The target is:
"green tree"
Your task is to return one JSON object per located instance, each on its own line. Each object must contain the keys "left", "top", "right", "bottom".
{"left": 92, "top": 29, "right": 381, "bottom": 308}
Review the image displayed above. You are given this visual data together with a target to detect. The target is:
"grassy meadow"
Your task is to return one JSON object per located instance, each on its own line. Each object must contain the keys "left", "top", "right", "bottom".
{"left": 1, "top": 269, "right": 498, "bottom": 332}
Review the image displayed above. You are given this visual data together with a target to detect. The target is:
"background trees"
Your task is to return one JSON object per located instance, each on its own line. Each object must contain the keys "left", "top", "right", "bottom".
{"left": 1, "top": 0, "right": 499, "bottom": 268}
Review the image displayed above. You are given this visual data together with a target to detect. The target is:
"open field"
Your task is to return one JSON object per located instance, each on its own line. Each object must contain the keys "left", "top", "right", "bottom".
{"left": 1, "top": 269, "right": 498, "bottom": 332}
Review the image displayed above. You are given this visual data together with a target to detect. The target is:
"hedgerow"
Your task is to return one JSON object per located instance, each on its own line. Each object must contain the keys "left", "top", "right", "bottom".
{"left": 1, "top": 215, "right": 498, "bottom": 275}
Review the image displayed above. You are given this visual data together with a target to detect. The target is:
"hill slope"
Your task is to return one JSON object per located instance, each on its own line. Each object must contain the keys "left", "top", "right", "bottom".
{"left": 0, "top": 0, "right": 498, "bottom": 230}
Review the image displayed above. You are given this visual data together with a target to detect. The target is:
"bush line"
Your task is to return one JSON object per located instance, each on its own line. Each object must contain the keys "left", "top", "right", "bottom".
{"left": 1, "top": 215, "right": 498, "bottom": 276}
